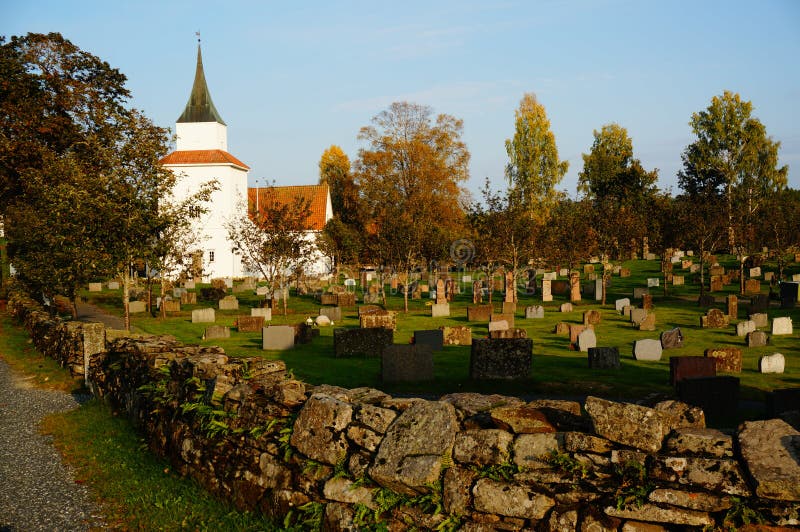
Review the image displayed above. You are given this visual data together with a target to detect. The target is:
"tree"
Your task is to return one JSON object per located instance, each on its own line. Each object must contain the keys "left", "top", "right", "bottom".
{"left": 317, "top": 217, "right": 362, "bottom": 278}
{"left": 319, "top": 145, "right": 358, "bottom": 223}
{"left": 505, "top": 93, "right": 568, "bottom": 222}
{"left": 759, "top": 188, "right": 800, "bottom": 281}
{"left": 354, "top": 102, "right": 469, "bottom": 311}
{"left": 679, "top": 91, "right": 788, "bottom": 252}
{"left": 226, "top": 187, "right": 312, "bottom": 315}
{"left": 1, "top": 33, "right": 203, "bottom": 329}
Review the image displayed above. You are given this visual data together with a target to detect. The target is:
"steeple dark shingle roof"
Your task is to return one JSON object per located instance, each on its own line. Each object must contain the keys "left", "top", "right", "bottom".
{"left": 177, "top": 44, "right": 226, "bottom": 125}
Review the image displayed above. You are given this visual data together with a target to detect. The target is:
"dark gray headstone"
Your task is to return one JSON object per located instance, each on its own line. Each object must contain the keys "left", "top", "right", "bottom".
{"left": 660, "top": 328, "right": 684, "bottom": 349}
{"left": 678, "top": 376, "right": 740, "bottom": 424}
{"left": 588, "top": 347, "right": 620, "bottom": 369}
{"left": 333, "top": 328, "right": 393, "bottom": 358}
{"left": 749, "top": 294, "right": 770, "bottom": 314}
{"left": 414, "top": 329, "right": 444, "bottom": 351}
{"left": 320, "top": 306, "right": 342, "bottom": 322}
{"left": 766, "top": 388, "right": 800, "bottom": 418}
{"left": 670, "top": 356, "right": 716, "bottom": 387}
{"left": 470, "top": 338, "right": 532, "bottom": 379}
{"left": 779, "top": 282, "right": 799, "bottom": 309}
{"left": 381, "top": 345, "right": 434, "bottom": 382}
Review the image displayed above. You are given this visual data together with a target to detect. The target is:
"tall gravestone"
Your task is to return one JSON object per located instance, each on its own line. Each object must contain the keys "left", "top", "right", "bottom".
{"left": 569, "top": 272, "right": 581, "bottom": 302}
{"left": 504, "top": 271, "right": 515, "bottom": 303}
{"left": 541, "top": 279, "right": 552, "bottom": 302}
{"left": 726, "top": 295, "right": 738, "bottom": 320}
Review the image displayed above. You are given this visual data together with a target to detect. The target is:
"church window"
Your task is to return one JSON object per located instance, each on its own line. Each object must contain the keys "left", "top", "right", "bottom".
{"left": 208, "top": 250, "right": 215, "bottom": 263}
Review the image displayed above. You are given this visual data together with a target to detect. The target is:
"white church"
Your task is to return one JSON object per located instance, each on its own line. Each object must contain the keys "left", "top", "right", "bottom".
{"left": 161, "top": 44, "right": 332, "bottom": 280}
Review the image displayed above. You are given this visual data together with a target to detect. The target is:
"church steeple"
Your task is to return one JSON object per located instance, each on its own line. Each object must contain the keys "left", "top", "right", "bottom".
{"left": 177, "top": 44, "right": 226, "bottom": 125}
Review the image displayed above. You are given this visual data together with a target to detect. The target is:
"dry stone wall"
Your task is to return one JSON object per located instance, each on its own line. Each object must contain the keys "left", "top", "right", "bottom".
{"left": 6, "top": 286, "right": 800, "bottom": 530}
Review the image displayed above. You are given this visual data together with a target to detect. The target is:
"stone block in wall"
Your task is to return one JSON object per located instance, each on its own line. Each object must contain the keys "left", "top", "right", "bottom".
{"left": 653, "top": 400, "right": 706, "bottom": 431}
{"left": 650, "top": 455, "right": 751, "bottom": 496}
{"left": 472, "top": 478, "right": 555, "bottom": 520}
{"left": 290, "top": 393, "right": 353, "bottom": 465}
{"left": 663, "top": 427, "right": 733, "bottom": 459}
{"left": 333, "top": 328, "right": 393, "bottom": 358}
{"left": 737, "top": 418, "right": 800, "bottom": 501}
{"left": 489, "top": 405, "right": 555, "bottom": 434}
{"left": 369, "top": 400, "right": 458, "bottom": 496}
{"left": 469, "top": 338, "right": 532, "bottom": 380}
{"left": 604, "top": 504, "right": 714, "bottom": 527}
{"left": 453, "top": 429, "right": 513, "bottom": 466}
{"left": 512, "top": 432, "right": 563, "bottom": 470}
{"left": 584, "top": 396, "right": 668, "bottom": 453}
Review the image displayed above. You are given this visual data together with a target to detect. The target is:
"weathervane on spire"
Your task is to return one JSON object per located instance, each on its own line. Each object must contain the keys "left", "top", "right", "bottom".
{"left": 196, "top": 31, "right": 201, "bottom": 44}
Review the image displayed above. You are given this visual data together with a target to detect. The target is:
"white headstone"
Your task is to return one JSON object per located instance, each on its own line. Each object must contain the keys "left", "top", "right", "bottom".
{"left": 192, "top": 308, "right": 215, "bottom": 323}
{"left": 772, "top": 317, "right": 793, "bottom": 335}
{"left": 488, "top": 320, "right": 509, "bottom": 332}
{"left": 559, "top": 268, "right": 569, "bottom": 277}
{"left": 577, "top": 328, "right": 596, "bottom": 352}
{"left": 560, "top": 302, "right": 573, "bottom": 313}
{"left": 462, "top": 275, "right": 472, "bottom": 283}
{"left": 525, "top": 306, "right": 544, "bottom": 319}
{"left": 542, "top": 279, "right": 552, "bottom": 302}
{"left": 107, "top": 281, "right": 120, "bottom": 290}
{"left": 344, "top": 278, "right": 356, "bottom": 287}
{"left": 759, "top": 353, "right": 785, "bottom": 374}
{"left": 615, "top": 298, "right": 631, "bottom": 313}
{"left": 251, "top": 307, "right": 272, "bottom": 320}
{"left": 634, "top": 339, "right": 663, "bottom": 361}
{"left": 543, "top": 271, "right": 557, "bottom": 281}
{"left": 647, "top": 278, "right": 660, "bottom": 287}
{"left": 736, "top": 320, "right": 757, "bottom": 337}
{"left": 749, "top": 267, "right": 761, "bottom": 278}
{"left": 595, "top": 278, "right": 603, "bottom": 301}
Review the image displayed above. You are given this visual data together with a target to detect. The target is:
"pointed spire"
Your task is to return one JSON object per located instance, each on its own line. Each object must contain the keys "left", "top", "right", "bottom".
{"left": 177, "top": 42, "right": 226, "bottom": 125}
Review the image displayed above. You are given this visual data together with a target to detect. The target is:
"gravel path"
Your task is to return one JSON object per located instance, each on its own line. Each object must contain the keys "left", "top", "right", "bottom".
{"left": 0, "top": 359, "right": 104, "bottom": 531}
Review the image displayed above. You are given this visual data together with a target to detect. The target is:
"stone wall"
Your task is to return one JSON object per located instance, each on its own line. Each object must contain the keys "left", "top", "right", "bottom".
{"left": 7, "top": 286, "right": 800, "bottom": 530}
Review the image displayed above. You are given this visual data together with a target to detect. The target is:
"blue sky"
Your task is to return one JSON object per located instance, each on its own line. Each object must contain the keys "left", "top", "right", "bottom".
{"left": 4, "top": 0, "right": 799, "bottom": 196}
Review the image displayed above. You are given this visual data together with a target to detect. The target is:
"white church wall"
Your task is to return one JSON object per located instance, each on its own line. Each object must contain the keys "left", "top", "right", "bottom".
{"left": 176, "top": 122, "right": 228, "bottom": 151}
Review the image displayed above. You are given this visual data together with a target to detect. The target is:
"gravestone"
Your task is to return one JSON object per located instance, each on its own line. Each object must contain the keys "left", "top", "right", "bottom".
{"left": 491, "top": 313, "right": 514, "bottom": 328}
{"left": 748, "top": 294, "right": 770, "bottom": 314}
{"left": 320, "top": 294, "right": 338, "bottom": 306}
{"left": 634, "top": 339, "right": 663, "bottom": 361}
{"left": 203, "top": 325, "right": 230, "bottom": 340}
{"left": 647, "top": 278, "right": 660, "bottom": 287}
{"left": 622, "top": 305, "right": 633, "bottom": 318}
{"left": 794, "top": 273, "right": 800, "bottom": 282}
{"left": 489, "top": 328, "right": 528, "bottom": 339}
{"left": 744, "top": 279, "right": 761, "bottom": 294}
{"left": 180, "top": 291, "right": 197, "bottom": 305}
{"left": 551, "top": 279, "right": 569, "bottom": 295}
{"left": 595, "top": 278, "right": 604, "bottom": 301}
{"left": 559, "top": 268, "right": 569, "bottom": 277}
{"left": 660, "top": 328, "right": 683, "bottom": 349}
{"left": 560, "top": 302, "right": 573, "bottom": 313}
{"left": 767, "top": 387, "right": 800, "bottom": 417}
{"left": 218, "top": 296, "right": 239, "bottom": 310}
{"left": 251, "top": 307, "right": 272, "bottom": 320}
{"left": 641, "top": 294, "right": 653, "bottom": 311}
{"left": 163, "top": 300, "right": 181, "bottom": 313}
{"left": 677, "top": 376, "right": 740, "bottom": 424}
{"left": 469, "top": 338, "right": 532, "bottom": 379}
{"left": 319, "top": 307, "right": 341, "bottom": 322}
{"left": 129, "top": 300, "right": 146, "bottom": 314}
{"left": 765, "top": 272, "right": 775, "bottom": 282}
{"left": 749, "top": 267, "right": 761, "bottom": 278}
{"left": 333, "top": 328, "right": 393, "bottom": 358}
{"left": 238, "top": 316, "right": 265, "bottom": 332}
{"left": 633, "top": 287, "right": 649, "bottom": 299}
{"left": 504, "top": 271, "right": 515, "bottom": 303}
{"left": 726, "top": 295, "right": 738, "bottom": 319}
{"left": 619, "top": 268, "right": 631, "bottom": 278}
{"left": 414, "top": 329, "right": 444, "bottom": 351}
{"left": 690, "top": 264, "right": 702, "bottom": 274}
{"left": 472, "top": 281, "right": 483, "bottom": 304}
{"left": 502, "top": 301, "right": 517, "bottom": 314}
{"left": 630, "top": 308, "right": 648, "bottom": 326}
{"left": 191, "top": 308, "right": 215, "bottom": 323}
{"left": 262, "top": 326, "right": 295, "bottom": 351}
{"left": 554, "top": 322, "right": 570, "bottom": 335}
{"left": 441, "top": 326, "right": 471, "bottom": 346}
{"left": 256, "top": 286, "right": 270, "bottom": 296}
{"left": 488, "top": 320, "right": 509, "bottom": 333}
{"left": 588, "top": 347, "right": 620, "bottom": 369}
{"left": 681, "top": 260, "right": 692, "bottom": 269}
{"left": 710, "top": 276, "right": 723, "bottom": 292}
{"left": 701, "top": 308, "right": 728, "bottom": 328}
{"left": 672, "top": 275, "right": 684, "bottom": 286}
{"left": 710, "top": 265, "right": 725, "bottom": 276}
{"left": 749, "top": 313, "right": 768, "bottom": 328}
{"left": 639, "top": 312, "right": 656, "bottom": 331}
{"left": 780, "top": 281, "right": 800, "bottom": 309}
{"left": 359, "top": 305, "right": 382, "bottom": 316}
{"left": 431, "top": 303, "right": 450, "bottom": 318}
{"left": 583, "top": 310, "right": 601, "bottom": 326}
{"left": 88, "top": 282, "right": 102, "bottom": 292}
{"left": 436, "top": 279, "right": 447, "bottom": 305}
{"left": 107, "top": 281, "right": 120, "bottom": 290}
{"left": 360, "top": 310, "right": 397, "bottom": 330}
{"left": 705, "top": 347, "right": 742, "bottom": 373}
{"left": 615, "top": 298, "right": 631, "bottom": 313}
{"left": 315, "top": 315, "right": 331, "bottom": 327}
{"left": 759, "top": 353, "right": 785, "bottom": 374}
{"left": 569, "top": 272, "right": 581, "bottom": 302}
{"left": 525, "top": 305, "right": 544, "bottom": 319}
{"left": 577, "top": 328, "right": 596, "bottom": 352}
{"left": 467, "top": 305, "right": 492, "bottom": 322}
{"left": 363, "top": 292, "right": 381, "bottom": 304}
{"left": 382, "top": 345, "right": 434, "bottom": 382}
{"left": 772, "top": 317, "right": 793, "bottom": 335}
{"left": 543, "top": 271, "right": 557, "bottom": 281}
{"left": 736, "top": 320, "right": 756, "bottom": 337}
{"left": 336, "top": 292, "right": 356, "bottom": 307}
{"left": 670, "top": 356, "right": 717, "bottom": 386}
{"left": 747, "top": 331, "right": 769, "bottom": 348}
{"left": 569, "top": 324, "right": 587, "bottom": 346}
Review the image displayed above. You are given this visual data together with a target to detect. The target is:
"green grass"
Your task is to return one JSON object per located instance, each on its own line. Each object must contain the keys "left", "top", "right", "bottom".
{"left": 41, "top": 400, "right": 280, "bottom": 531}
{"left": 86, "top": 256, "right": 800, "bottom": 405}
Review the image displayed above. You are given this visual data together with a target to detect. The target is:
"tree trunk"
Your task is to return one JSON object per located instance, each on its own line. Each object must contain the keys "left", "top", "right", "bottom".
{"left": 122, "top": 269, "right": 131, "bottom": 331}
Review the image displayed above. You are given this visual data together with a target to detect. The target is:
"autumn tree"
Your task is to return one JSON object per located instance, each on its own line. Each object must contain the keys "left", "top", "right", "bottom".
{"left": 680, "top": 91, "right": 788, "bottom": 253}
{"left": 354, "top": 101, "right": 469, "bottom": 311}
{"left": 226, "top": 186, "right": 312, "bottom": 315}
{"left": 319, "top": 145, "right": 358, "bottom": 223}
{"left": 505, "top": 93, "right": 568, "bottom": 222}
{"left": 758, "top": 187, "right": 800, "bottom": 281}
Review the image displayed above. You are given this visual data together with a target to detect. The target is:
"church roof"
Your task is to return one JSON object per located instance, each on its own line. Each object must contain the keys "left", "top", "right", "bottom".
{"left": 160, "top": 149, "right": 250, "bottom": 170}
{"left": 177, "top": 44, "right": 226, "bottom": 125}
{"left": 248, "top": 185, "right": 332, "bottom": 231}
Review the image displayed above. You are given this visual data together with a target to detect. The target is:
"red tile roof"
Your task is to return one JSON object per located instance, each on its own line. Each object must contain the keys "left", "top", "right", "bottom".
{"left": 248, "top": 185, "right": 331, "bottom": 231}
{"left": 160, "top": 149, "right": 250, "bottom": 170}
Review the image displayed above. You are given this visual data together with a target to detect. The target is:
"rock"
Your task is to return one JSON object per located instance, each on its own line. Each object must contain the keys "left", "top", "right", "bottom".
{"left": 453, "top": 429, "right": 513, "bottom": 465}
{"left": 370, "top": 400, "right": 458, "bottom": 495}
{"left": 513, "top": 433, "right": 564, "bottom": 469}
{"left": 660, "top": 327, "right": 683, "bottom": 349}
{"left": 548, "top": 509, "right": 579, "bottom": 531}
{"left": 663, "top": 427, "right": 733, "bottom": 458}
{"left": 440, "top": 393, "right": 524, "bottom": 418}
{"left": 738, "top": 419, "right": 800, "bottom": 501}
{"left": 323, "top": 477, "right": 375, "bottom": 508}
{"left": 564, "top": 432, "right": 614, "bottom": 454}
{"left": 585, "top": 396, "right": 668, "bottom": 453}
{"left": 760, "top": 353, "right": 785, "bottom": 374}
{"left": 290, "top": 393, "right": 353, "bottom": 465}
{"left": 472, "top": 478, "right": 555, "bottom": 519}
{"left": 489, "top": 405, "right": 555, "bottom": 434}
{"left": 604, "top": 504, "right": 713, "bottom": 527}
{"left": 442, "top": 466, "right": 477, "bottom": 515}
{"left": 647, "top": 488, "right": 732, "bottom": 512}
{"left": 355, "top": 404, "right": 397, "bottom": 434}
{"left": 621, "top": 521, "right": 668, "bottom": 532}
{"left": 653, "top": 400, "right": 706, "bottom": 430}
{"left": 650, "top": 456, "right": 751, "bottom": 496}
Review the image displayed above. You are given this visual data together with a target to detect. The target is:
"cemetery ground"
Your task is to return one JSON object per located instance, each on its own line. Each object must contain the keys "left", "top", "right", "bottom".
{"left": 84, "top": 255, "right": 800, "bottom": 428}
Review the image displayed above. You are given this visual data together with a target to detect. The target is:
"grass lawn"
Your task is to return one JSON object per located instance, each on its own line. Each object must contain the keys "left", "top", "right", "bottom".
{"left": 86, "top": 257, "right": 800, "bottom": 407}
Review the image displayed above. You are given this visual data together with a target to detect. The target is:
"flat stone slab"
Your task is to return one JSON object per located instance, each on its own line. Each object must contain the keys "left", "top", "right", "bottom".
{"left": 738, "top": 419, "right": 800, "bottom": 501}
{"left": 262, "top": 325, "right": 295, "bottom": 351}
{"left": 191, "top": 308, "right": 215, "bottom": 323}
{"left": 584, "top": 396, "right": 667, "bottom": 453}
